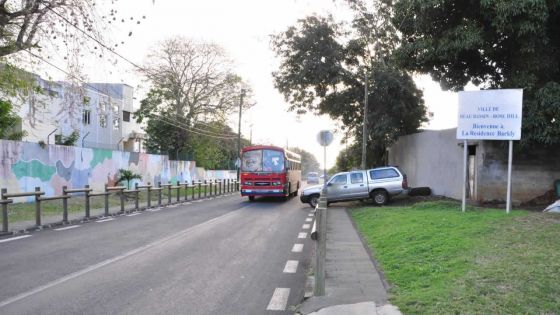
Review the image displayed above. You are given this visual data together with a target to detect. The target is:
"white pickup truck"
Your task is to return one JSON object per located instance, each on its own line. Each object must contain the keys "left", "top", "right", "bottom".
{"left": 299, "top": 166, "right": 408, "bottom": 208}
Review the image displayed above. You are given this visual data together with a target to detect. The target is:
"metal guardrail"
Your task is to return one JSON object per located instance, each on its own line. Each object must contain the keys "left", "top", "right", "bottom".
{"left": 0, "top": 178, "right": 239, "bottom": 234}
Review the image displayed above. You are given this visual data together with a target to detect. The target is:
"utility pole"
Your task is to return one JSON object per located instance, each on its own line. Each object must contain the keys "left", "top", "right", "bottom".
{"left": 237, "top": 89, "right": 246, "bottom": 180}
{"left": 249, "top": 124, "right": 253, "bottom": 145}
{"left": 361, "top": 70, "right": 368, "bottom": 170}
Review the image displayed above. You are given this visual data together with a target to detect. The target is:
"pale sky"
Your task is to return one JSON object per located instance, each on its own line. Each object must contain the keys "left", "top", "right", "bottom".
{"left": 32, "top": 0, "right": 460, "bottom": 169}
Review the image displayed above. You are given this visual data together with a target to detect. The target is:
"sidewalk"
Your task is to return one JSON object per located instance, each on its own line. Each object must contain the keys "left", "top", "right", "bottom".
{"left": 299, "top": 206, "right": 401, "bottom": 315}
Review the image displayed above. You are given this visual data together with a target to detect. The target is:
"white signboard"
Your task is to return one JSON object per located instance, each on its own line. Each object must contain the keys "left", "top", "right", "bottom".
{"left": 457, "top": 89, "right": 523, "bottom": 140}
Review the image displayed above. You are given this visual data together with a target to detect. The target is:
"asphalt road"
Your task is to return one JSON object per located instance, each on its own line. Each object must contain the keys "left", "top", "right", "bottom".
{"left": 0, "top": 193, "right": 314, "bottom": 315}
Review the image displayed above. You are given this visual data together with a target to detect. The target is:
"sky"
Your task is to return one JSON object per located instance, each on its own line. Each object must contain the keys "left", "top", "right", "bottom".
{"left": 32, "top": 0, "right": 460, "bottom": 169}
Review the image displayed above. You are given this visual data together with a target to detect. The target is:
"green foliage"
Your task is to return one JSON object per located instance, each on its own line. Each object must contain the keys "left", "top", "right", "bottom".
{"left": 351, "top": 201, "right": 560, "bottom": 314}
{"left": 390, "top": 0, "right": 560, "bottom": 148}
{"left": 272, "top": 15, "right": 427, "bottom": 167}
{"left": 0, "top": 63, "right": 41, "bottom": 98}
{"left": 0, "top": 99, "right": 27, "bottom": 140}
{"left": 116, "top": 169, "right": 142, "bottom": 190}
{"left": 135, "top": 97, "right": 248, "bottom": 169}
{"left": 55, "top": 131, "right": 80, "bottom": 146}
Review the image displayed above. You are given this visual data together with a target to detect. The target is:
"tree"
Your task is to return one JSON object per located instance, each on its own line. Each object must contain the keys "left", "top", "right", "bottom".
{"left": 135, "top": 37, "right": 252, "bottom": 161}
{"left": 272, "top": 15, "right": 427, "bottom": 167}
{"left": 388, "top": 0, "right": 560, "bottom": 149}
{"left": 115, "top": 169, "right": 142, "bottom": 190}
{"left": 55, "top": 130, "right": 79, "bottom": 146}
{"left": 288, "top": 147, "right": 320, "bottom": 175}
{"left": 0, "top": 0, "right": 147, "bottom": 58}
{"left": 0, "top": 99, "right": 26, "bottom": 140}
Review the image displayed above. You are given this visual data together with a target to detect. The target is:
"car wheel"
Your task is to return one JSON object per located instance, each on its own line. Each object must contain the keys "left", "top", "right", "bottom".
{"left": 308, "top": 194, "right": 319, "bottom": 208}
{"left": 248, "top": 196, "right": 255, "bottom": 201}
{"left": 371, "top": 190, "right": 388, "bottom": 206}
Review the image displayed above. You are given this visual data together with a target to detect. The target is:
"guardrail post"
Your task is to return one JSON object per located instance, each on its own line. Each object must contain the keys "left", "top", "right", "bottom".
{"left": 198, "top": 181, "right": 202, "bottom": 199}
{"left": 204, "top": 180, "right": 207, "bottom": 198}
{"left": 183, "top": 182, "right": 189, "bottom": 201}
{"left": 84, "top": 185, "right": 91, "bottom": 219}
{"left": 176, "top": 181, "right": 180, "bottom": 203}
{"left": 147, "top": 182, "right": 152, "bottom": 208}
{"left": 314, "top": 188, "right": 328, "bottom": 296}
{"left": 104, "top": 184, "right": 109, "bottom": 216}
{"left": 219, "top": 180, "right": 222, "bottom": 195}
{"left": 2, "top": 188, "right": 8, "bottom": 233}
{"left": 191, "top": 180, "right": 195, "bottom": 200}
{"left": 62, "top": 186, "right": 69, "bottom": 223}
{"left": 120, "top": 186, "right": 125, "bottom": 214}
{"left": 134, "top": 183, "right": 140, "bottom": 211}
{"left": 210, "top": 180, "right": 213, "bottom": 196}
{"left": 167, "top": 181, "right": 172, "bottom": 205}
{"left": 157, "top": 181, "right": 162, "bottom": 207}
{"left": 35, "top": 187, "right": 41, "bottom": 227}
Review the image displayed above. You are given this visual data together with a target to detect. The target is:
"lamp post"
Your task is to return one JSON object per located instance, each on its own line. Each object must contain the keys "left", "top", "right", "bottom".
{"left": 47, "top": 128, "right": 57, "bottom": 145}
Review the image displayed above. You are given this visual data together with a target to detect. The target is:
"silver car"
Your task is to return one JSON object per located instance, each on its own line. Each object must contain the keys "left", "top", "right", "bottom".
{"left": 300, "top": 166, "right": 408, "bottom": 207}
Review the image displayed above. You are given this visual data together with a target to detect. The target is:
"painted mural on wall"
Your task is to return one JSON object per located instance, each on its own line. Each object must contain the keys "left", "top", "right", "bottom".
{"left": 0, "top": 140, "right": 236, "bottom": 202}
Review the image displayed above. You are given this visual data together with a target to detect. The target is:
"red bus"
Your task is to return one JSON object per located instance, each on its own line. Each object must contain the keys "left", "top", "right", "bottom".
{"left": 240, "top": 145, "right": 301, "bottom": 201}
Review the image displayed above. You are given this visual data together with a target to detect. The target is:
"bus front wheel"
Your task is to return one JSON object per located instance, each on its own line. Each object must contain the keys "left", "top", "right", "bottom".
{"left": 248, "top": 196, "right": 255, "bottom": 201}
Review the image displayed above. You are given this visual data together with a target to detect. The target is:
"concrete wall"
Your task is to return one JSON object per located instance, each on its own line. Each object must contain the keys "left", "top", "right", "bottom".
{"left": 477, "top": 141, "right": 560, "bottom": 204}
{"left": 388, "top": 129, "right": 560, "bottom": 204}
{"left": 388, "top": 129, "right": 467, "bottom": 200}
{"left": 0, "top": 140, "right": 236, "bottom": 202}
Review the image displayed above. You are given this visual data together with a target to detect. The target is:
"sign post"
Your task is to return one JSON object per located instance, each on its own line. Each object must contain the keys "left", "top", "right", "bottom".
{"left": 457, "top": 89, "right": 523, "bottom": 213}
{"left": 314, "top": 130, "right": 333, "bottom": 296}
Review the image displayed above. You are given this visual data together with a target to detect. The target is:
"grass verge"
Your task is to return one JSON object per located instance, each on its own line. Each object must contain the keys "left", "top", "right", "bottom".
{"left": 350, "top": 200, "right": 560, "bottom": 314}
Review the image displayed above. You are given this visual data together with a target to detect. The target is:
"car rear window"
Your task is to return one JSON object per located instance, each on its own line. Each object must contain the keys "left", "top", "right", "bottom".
{"left": 370, "top": 168, "right": 399, "bottom": 180}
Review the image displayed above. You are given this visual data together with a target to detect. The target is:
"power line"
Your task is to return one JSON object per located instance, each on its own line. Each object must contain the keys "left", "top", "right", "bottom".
{"left": 24, "top": 49, "right": 238, "bottom": 141}
{"left": 148, "top": 115, "right": 237, "bottom": 140}
{"left": 47, "top": 6, "right": 242, "bottom": 138}
{"left": 47, "top": 7, "right": 147, "bottom": 72}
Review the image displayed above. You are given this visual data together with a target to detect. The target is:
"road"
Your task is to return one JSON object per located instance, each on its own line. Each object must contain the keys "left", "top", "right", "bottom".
{"left": 0, "top": 193, "right": 314, "bottom": 314}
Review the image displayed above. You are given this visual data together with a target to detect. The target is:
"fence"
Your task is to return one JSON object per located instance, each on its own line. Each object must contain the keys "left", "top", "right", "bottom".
{"left": 0, "top": 179, "right": 239, "bottom": 235}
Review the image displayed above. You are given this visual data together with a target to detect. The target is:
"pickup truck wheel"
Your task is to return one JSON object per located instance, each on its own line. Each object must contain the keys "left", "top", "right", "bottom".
{"left": 308, "top": 194, "right": 319, "bottom": 208}
{"left": 371, "top": 190, "right": 388, "bottom": 206}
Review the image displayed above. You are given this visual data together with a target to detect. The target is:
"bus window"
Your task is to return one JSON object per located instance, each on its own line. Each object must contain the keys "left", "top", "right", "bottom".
{"left": 242, "top": 150, "right": 262, "bottom": 172}
{"left": 263, "top": 150, "right": 284, "bottom": 172}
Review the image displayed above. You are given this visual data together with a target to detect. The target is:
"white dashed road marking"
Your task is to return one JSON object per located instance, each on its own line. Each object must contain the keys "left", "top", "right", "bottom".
{"left": 291, "top": 244, "right": 304, "bottom": 253}
{"left": 283, "top": 260, "right": 299, "bottom": 273}
{"left": 126, "top": 213, "right": 141, "bottom": 217}
{"left": 54, "top": 225, "right": 81, "bottom": 231}
{"left": 305, "top": 218, "right": 312, "bottom": 222}
{"left": 266, "top": 288, "right": 290, "bottom": 311}
{"left": 95, "top": 218, "right": 114, "bottom": 223}
{"left": 302, "top": 224, "right": 310, "bottom": 229}
{"left": 298, "top": 232, "right": 307, "bottom": 239}
{"left": 0, "top": 235, "right": 32, "bottom": 243}
{"left": 147, "top": 208, "right": 162, "bottom": 212}
{"left": 308, "top": 213, "right": 314, "bottom": 217}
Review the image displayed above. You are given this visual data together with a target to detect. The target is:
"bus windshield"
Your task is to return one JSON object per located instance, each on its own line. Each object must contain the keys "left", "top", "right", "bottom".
{"left": 242, "top": 149, "right": 285, "bottom": 172}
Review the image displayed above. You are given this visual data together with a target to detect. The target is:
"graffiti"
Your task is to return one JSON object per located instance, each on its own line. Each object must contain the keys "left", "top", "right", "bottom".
{"left": 0, "top": 140, "right": 236, "bottom": 203}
